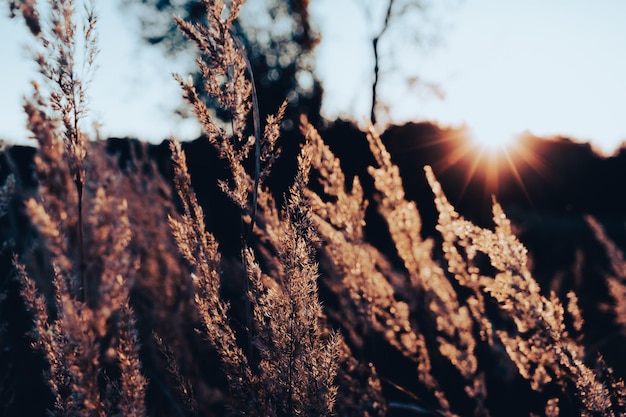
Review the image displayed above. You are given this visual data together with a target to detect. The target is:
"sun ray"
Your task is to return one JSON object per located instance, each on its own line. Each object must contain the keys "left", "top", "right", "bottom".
{"left": 502, "top": 147, "right": 532, "bottom": 204}
{"left": 454, "top": 127, "right": 549, "bottom": 210}
{"left": 459, "top": 147, "right": 486, "bottom": 197}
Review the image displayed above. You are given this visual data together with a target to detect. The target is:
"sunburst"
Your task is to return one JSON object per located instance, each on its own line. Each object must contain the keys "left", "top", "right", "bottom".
{"left": 461, "top": 125, "right": 553, "bottom": 208}
{"left": 429, "top": 124, "right": 551, "bottom": 209}
{"left": 467, "top": 126, "right": 524, "bottom": 192}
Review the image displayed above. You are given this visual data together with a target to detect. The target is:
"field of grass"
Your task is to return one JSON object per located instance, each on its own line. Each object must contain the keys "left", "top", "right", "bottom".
{"left": 1, "top": 1, "right": 626, "bottom": 416}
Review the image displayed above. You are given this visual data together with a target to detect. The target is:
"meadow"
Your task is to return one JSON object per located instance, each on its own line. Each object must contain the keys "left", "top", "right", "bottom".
{"left": 1, "top": 0, "right": 626, "bottom": 416}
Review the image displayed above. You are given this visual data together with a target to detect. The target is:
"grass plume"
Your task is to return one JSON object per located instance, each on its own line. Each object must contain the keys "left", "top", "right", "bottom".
{"left": 1, "top": 0, "right": 625, "bottom": 416}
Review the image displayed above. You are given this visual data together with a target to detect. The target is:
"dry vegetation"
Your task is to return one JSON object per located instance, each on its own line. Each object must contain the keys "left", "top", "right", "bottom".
{"left": 1, "top": 0, "right": 626, "bottom": 416}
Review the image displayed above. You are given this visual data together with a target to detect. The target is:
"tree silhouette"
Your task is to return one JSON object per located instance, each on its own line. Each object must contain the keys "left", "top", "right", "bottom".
{"left": 370, "top": 0, "right": 394, "bottom": 125}
{"left": 359, "top": 0, "right": 445, "bottom": 127}
{"left": 124, "top": 0, "right": 322, "bottom": 128}
{"left": 124, "top": 0, "right": 449, "bottom": 130}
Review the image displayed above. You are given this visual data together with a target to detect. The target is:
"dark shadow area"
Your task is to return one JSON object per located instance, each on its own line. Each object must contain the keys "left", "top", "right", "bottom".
{"left": 2, "top": 120, "right": 626, "bottom": 416}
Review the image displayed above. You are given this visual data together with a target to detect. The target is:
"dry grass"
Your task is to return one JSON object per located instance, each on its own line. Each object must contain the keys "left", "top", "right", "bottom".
{"left": 1, "top": 0, "right": 626, "bottom": 416}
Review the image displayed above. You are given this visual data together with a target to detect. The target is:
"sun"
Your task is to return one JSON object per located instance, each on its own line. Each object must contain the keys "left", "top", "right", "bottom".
{"left": 425, "top": 121, "right": 548, "bottom": 208}
{"left": 458, "top": 123, "right": 532, "bottom": 199}
{"left": 468, "top": 124, "right": 519, "bottom": 156}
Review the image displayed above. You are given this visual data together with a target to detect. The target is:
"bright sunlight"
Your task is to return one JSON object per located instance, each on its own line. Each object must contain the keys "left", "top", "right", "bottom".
{"left": 468, "top": 123, "right": 520, "bottom": 155}
{"left": 457, "top": 123, "right": 534, "bottom": 200}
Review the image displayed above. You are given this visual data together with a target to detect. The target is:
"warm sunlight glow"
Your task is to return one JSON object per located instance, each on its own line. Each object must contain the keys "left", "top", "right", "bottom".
{"left": 423, "top": 124, "right": 539, "bottom": 208}
{"left": 455, "top": 124, "right": 534, "bottom": 199}
{"left": 468, "top": 125, "right": 519, "bottom": 155}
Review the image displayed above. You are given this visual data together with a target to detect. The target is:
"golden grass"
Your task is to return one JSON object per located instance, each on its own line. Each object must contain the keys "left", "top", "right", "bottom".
{"left": 1, "top": 0, "right": 625, "bottom": 416}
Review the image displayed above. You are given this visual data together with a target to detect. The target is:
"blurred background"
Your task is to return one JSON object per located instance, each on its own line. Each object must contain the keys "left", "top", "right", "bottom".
{"left": 2, "top": 3, "right": 626, "bottom": 415}
{"left": 2, "top": 0, "right": 626, "bottom": 155}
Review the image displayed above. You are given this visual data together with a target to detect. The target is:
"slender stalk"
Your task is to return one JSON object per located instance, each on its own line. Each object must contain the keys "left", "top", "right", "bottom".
{"left": 230, "top": 30, "right": 261, "bottom": 239}
{"left": 230, "top": 29, "right": 261, "bottom": 365}
{"left": 76, "top": 173, "right": 85, "bottom": 302}
{"left": 73, "top": 102, "right": 86, "bottom": 303}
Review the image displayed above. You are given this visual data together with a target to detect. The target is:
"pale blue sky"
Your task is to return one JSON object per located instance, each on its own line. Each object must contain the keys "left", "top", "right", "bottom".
{"left": 312, "top": 0, "right": 626, "bottom": 155}
{"left": 1, "top": 0, "right": 626, "bottom": 155}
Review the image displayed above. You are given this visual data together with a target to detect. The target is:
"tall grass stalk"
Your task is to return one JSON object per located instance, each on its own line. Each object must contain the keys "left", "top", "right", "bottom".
{"left": 2, "top": 0, "right": 626, "bottom": 416}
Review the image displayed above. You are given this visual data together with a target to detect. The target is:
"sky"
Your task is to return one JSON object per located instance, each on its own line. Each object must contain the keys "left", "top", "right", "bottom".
{"left": 1, "top": 0, "right": 626, "bottom": 155}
